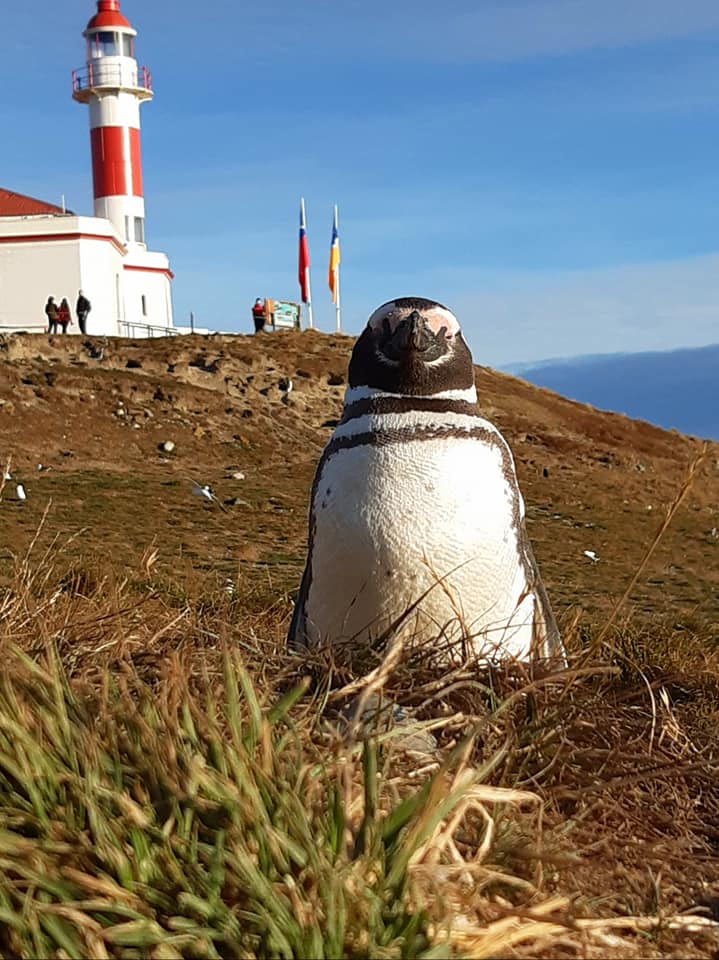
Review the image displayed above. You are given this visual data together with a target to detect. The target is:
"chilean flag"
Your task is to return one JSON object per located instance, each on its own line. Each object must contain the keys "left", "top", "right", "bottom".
{"left": 298, "top": 198, "right": 311, "bottom": 304}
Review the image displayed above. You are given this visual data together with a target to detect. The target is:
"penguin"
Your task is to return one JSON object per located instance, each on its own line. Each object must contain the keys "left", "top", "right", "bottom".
{"left": 288, "top": 297, "right": 564, "bottom": 666}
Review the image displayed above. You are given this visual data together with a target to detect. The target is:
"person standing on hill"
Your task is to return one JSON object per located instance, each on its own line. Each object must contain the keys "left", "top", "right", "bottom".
{"left": 252, "top": 298, "right": 267, "bottom": 334}
{"left": 76, "top": 290, "right": 91, "bottom": 335}
{"left": 58, "top": 298, "right": 72, "bottom": 334}
{"left": 45, "top": 296, "right": 59, "bottom": 335}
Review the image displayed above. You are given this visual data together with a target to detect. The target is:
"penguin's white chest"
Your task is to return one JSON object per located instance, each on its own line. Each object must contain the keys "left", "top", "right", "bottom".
{"left": 305, "top": 427, "right": 533, "bottom": 659}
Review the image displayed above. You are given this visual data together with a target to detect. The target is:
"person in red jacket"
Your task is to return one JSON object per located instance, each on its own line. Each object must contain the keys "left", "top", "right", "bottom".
{"left": 251, "top": 298, "right": 266, "bottom": 333}
{"left": 58, "top": 298, "right": 72, "bottom": 334}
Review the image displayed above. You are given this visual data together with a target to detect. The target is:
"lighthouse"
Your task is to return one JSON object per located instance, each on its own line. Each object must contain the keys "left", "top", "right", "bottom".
{"left": 71, "top": 0, "right": 174, "bottom": 334}
{"left": 72, "top": 0, "right": 151, "bottom": 248}
{"left": 0, "top": 1, "right": 176, "bottom": 337}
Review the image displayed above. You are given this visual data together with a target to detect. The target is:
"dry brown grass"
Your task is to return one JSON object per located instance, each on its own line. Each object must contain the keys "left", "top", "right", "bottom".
{"left": 0, "top": 530, "right": 718, "bottom": 958}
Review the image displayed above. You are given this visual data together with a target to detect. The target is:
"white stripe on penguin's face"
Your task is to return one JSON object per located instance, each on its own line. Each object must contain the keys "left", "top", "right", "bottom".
{"left": 343, "top": 384, "right": 478, "bottom": 405}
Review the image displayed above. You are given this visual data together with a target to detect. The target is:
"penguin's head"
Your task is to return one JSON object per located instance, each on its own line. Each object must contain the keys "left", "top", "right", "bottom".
{"left": 348, "top": 297, "right": 475, "bottom": 396}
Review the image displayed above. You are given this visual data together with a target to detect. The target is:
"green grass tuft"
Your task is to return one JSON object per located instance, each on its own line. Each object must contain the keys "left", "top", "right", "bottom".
{"left": 0, "top": 643, "right": 474, "bottom": 959}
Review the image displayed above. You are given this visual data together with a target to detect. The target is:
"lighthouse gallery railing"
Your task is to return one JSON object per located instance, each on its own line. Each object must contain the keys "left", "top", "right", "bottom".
{"left": 72, "top": 64, "right": 153, "bottom": 94}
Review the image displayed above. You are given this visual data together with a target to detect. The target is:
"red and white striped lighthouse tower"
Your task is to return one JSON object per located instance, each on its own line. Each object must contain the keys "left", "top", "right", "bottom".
{"left": 72, "top": 0, "right": 153, "bottom": 249}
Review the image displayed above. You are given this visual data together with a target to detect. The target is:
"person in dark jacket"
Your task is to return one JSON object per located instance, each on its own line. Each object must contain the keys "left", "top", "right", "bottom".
{"left": 58, "top": 298, "right": 72, "bottom": 334}
{"left": 76, "top": 290, "right": 91, "bottom": 334}
{"left": 45, "top": 296, "right": 59, "bottom": 335}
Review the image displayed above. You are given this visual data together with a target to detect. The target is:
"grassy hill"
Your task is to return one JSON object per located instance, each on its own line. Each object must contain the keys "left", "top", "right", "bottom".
{"left": 0, "top": 330, "right": 718, "bottom": 958}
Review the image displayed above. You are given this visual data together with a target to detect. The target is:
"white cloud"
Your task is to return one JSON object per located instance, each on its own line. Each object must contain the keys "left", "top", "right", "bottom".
{"left": 433, "top": 0, "right": 719, "bottom": 62}
{"left": 152, "top": 0, "right": 719, "bottom": 69}
{"left": 240, "top": 0, "right": 719, "bottom": 64}
{"left": 448, "top": 253, "right": 719, "bottom": 365}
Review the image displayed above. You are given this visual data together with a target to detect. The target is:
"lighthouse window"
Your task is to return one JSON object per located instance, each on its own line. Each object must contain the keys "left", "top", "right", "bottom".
{"left": 122, "top": 35, "right": 135, "bottom": 58}
{"left": 90, "top": 31, "right": 119, "bottom": 57}
{"left": 133, "top": 217, "right": 145, "bottom": 243}
{"left": 141, "top": 295, "right": 147, "bottom": 317}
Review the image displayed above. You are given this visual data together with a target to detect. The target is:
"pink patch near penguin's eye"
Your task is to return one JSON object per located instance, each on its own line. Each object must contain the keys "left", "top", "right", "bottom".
{"left": 424, "top": 310, "right": 459, "bottom": 337}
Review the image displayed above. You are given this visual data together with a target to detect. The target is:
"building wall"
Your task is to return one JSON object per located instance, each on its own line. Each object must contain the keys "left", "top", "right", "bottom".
{"left": 78, "top": 236, "right": 127, "bottom": 336}
{"left": 0, "top": 214, "right": 174, "bottom": 336}
{"left": 121, "top": 265, "right": 173, "bottom": 335}
{"left": 0, "top": 233, "right": 83, "bottom": 332}
{"left": 122, "top": 244, "right": 173, "bottom": 333}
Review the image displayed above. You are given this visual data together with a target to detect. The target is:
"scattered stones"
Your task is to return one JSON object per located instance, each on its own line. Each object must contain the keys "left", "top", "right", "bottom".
{"left": 85, "top": 343, "right": 105, "bottom": 360}
{"left": 189, "top": 355, "right": 222, "bottom": 374}
{"left": 160, "top": 440, "right": 176, "bottom": 454}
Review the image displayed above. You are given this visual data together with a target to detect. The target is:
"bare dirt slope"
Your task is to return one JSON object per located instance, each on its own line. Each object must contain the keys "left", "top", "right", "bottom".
{"left": 1, "top": 330, "right": 717, "bottom": 629}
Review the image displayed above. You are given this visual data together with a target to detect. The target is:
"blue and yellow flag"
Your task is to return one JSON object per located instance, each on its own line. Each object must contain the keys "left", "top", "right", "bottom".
{"left": 328, "top": 206, "right": 340, "bottom": 304}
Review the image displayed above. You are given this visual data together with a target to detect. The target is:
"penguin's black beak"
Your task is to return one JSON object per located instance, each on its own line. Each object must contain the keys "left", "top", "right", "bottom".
{"left": 383, "top": 311, "right": 446, "bottom": 362}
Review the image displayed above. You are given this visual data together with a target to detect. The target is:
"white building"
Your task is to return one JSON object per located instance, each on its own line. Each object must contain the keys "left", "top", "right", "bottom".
{"left": 0, "top": 0, "right": 174, "bottom": 337}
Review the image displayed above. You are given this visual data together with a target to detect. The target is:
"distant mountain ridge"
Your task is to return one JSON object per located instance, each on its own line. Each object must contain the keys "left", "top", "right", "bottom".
{"left": 503, "top": 343, "right": 719, "bottom": 441}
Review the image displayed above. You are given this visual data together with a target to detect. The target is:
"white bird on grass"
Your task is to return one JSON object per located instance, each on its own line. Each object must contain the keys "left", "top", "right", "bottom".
{"left": 190, "top": 480, "right": 226, "bottom": 512}
{"left": 583, "top": 550, "right": 599, "bottom": 563}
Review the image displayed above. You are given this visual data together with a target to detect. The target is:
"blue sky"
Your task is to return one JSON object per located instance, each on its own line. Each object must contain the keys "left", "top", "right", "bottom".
{"left": 4, "top": 0, "right": 719, "bottom": 365}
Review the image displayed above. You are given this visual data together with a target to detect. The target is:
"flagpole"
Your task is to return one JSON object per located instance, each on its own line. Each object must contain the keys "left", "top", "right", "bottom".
{"left": 300, "top": 197, "right": 314, "bottom": 329}
{"left": 333, "top": 205, "right": 341, "bottom": 333}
